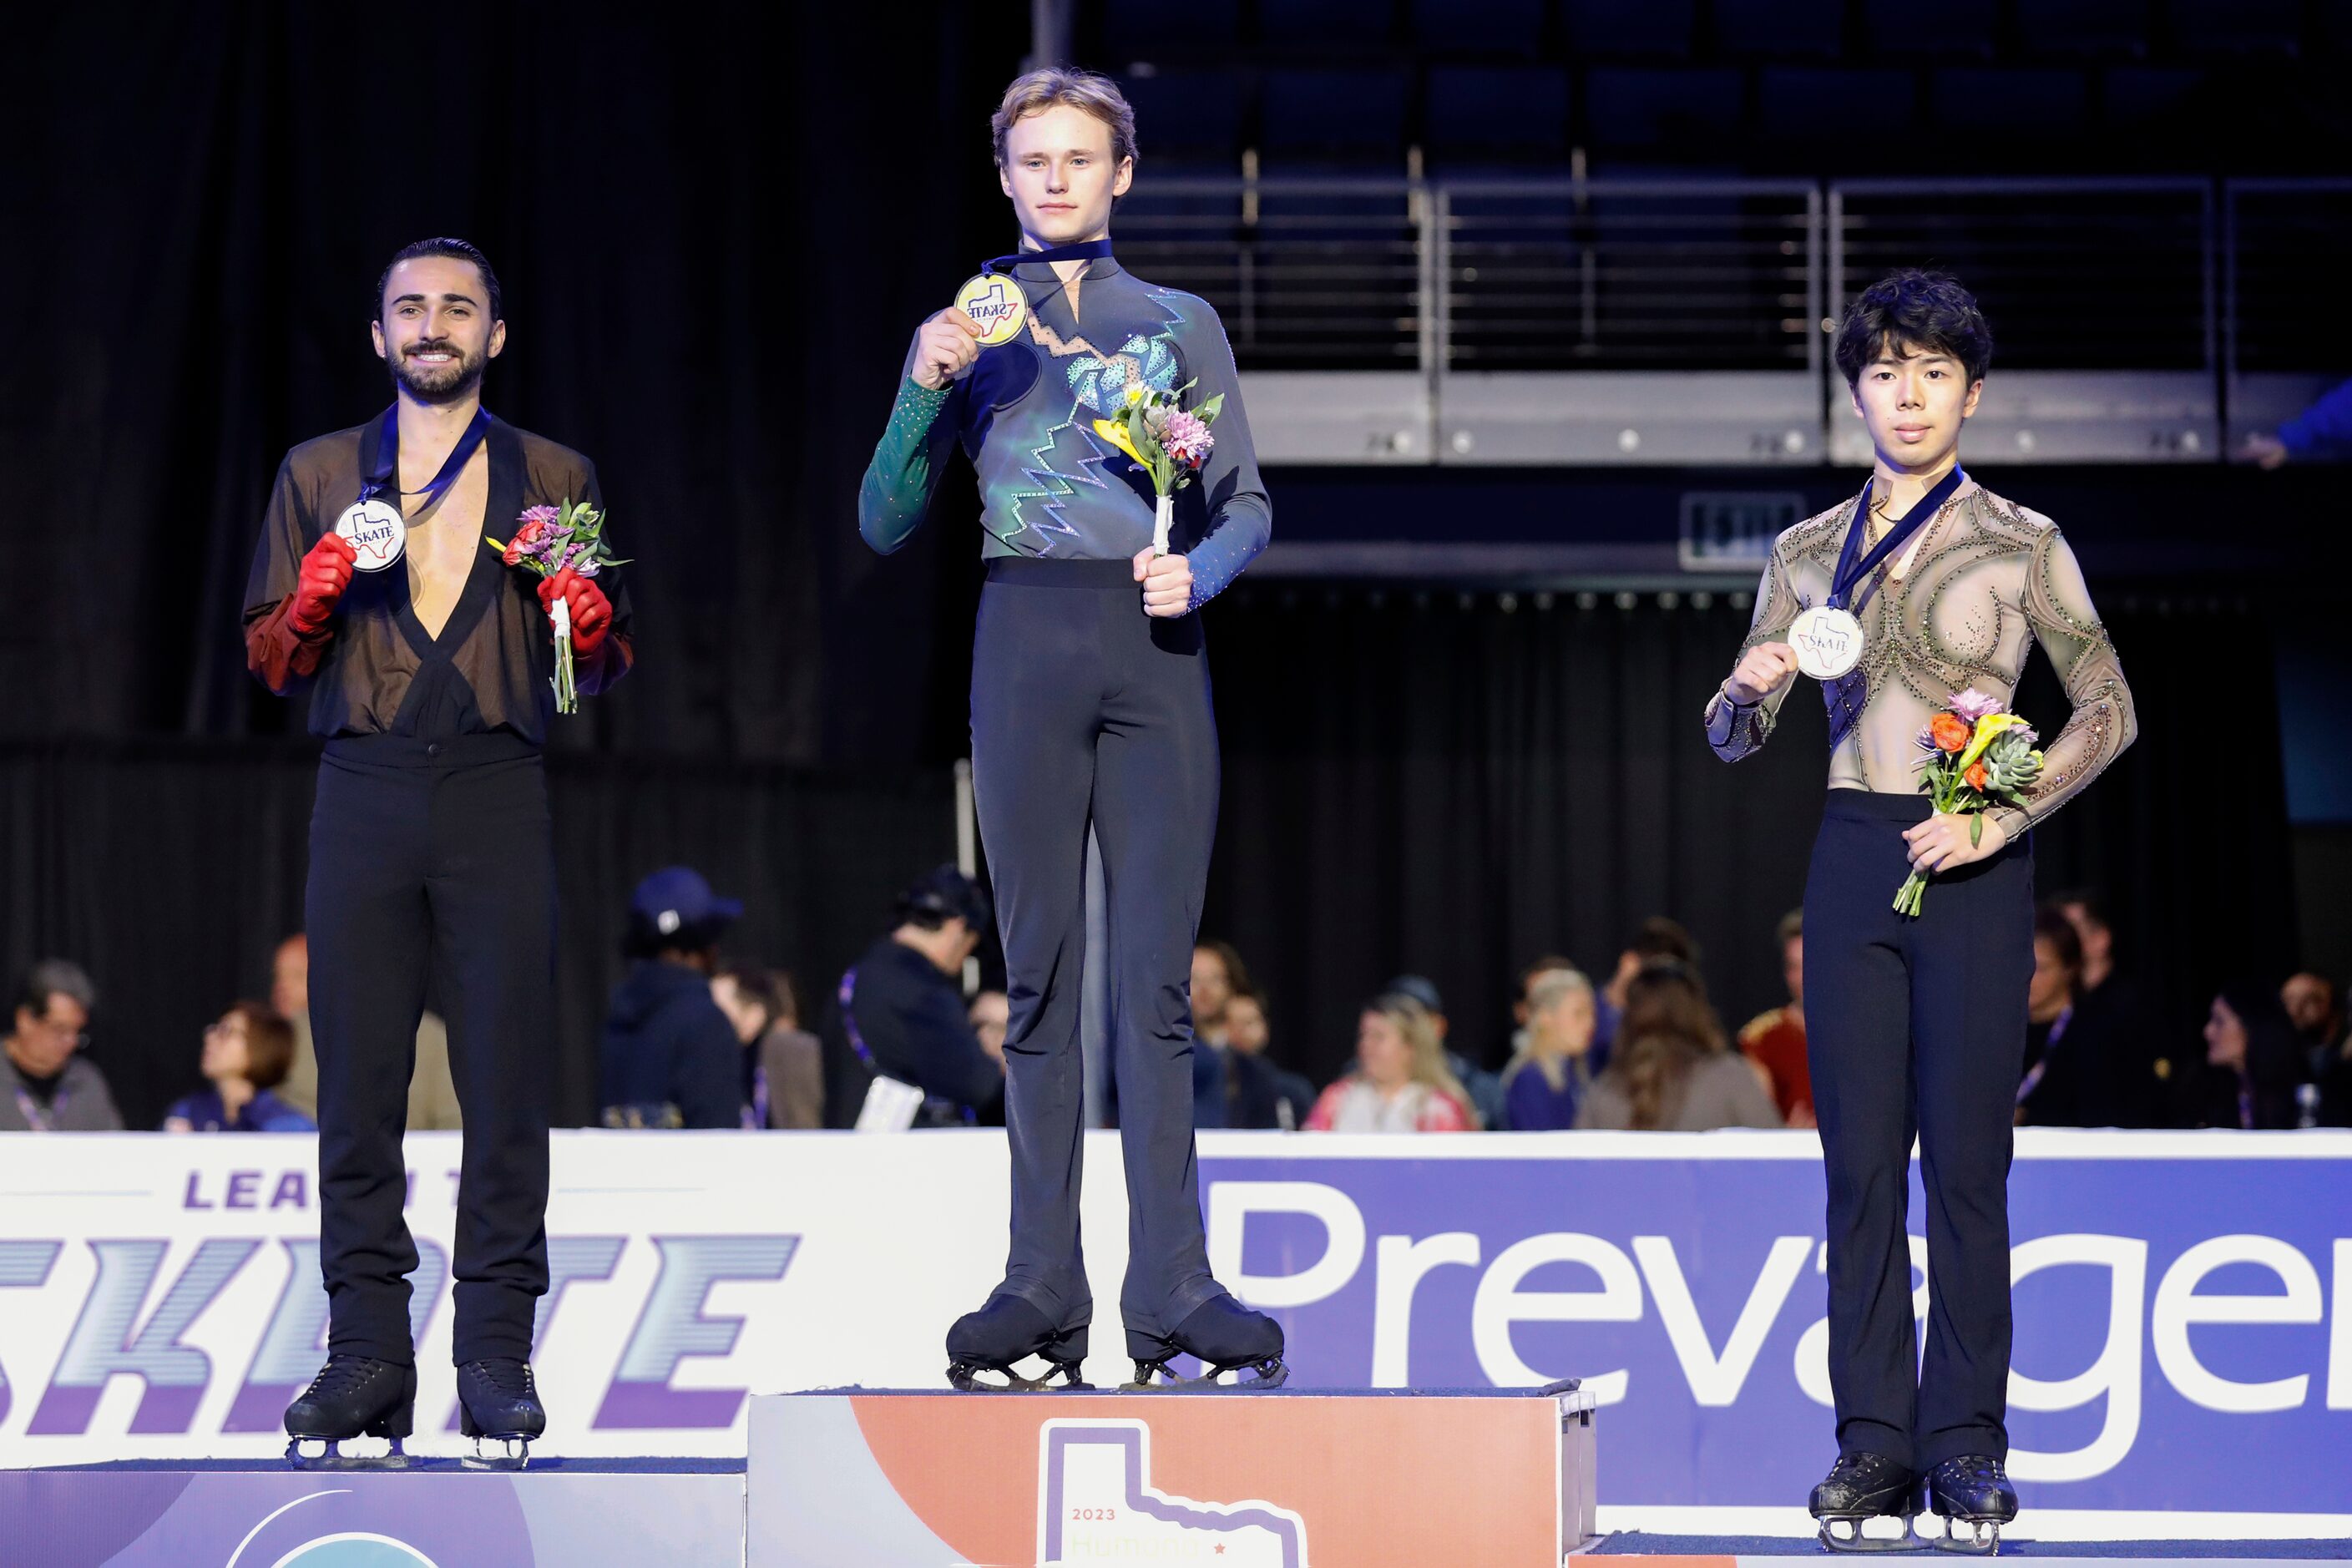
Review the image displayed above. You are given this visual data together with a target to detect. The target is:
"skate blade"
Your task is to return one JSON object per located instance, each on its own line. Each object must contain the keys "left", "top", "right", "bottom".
{"left": 946, "top": 1359, "right": 1089, "bottom": 1393}
{"left": 1816, "top": 1513, "right": 1925, "bottom": 1553}
{"left": 286, "top": 1437, "right": 412, "bottom": 1471}
{"left": 1920, "top": 1519, "right": 2003, "bottom": 1556}
{"left": 1121, "top": 1357, "right": 1288, "bottom": 1393}
{"left": 461, "top": 1435, "right": 533, "bottom": 1470}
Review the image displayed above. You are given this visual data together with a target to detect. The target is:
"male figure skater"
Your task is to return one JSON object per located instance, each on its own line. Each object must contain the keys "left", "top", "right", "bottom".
{"left": 245, "top": 237, "right": 632, "bottom": 1464}
{"left": 858, "top": 68, "right": 1282, "bottom": 1389}
{"left": 1704, "top": 271, "right": 2135, "bottom": 1550}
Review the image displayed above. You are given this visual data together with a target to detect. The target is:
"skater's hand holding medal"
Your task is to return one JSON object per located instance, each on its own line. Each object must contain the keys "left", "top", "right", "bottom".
{"left": 1789, "top": 465, "right": 1970, "bottom": 683}
{"left": 913, "top": 306, "right": 986, "bottom": 390}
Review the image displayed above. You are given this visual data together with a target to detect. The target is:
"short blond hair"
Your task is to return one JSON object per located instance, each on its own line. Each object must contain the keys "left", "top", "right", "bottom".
{"left": 992, "top": 68, "right": 1138, "bottom": 169}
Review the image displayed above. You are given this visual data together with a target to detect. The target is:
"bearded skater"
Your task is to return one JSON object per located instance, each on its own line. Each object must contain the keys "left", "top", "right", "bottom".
{"left": 858, "top": 68, "right": 1282, "bottom": 1390}
{"left": 245, "top": 237, "right": 631, "bottom": 1465}
{"left": 1706, "top": 271, "right": 2134, "bottom": 1550}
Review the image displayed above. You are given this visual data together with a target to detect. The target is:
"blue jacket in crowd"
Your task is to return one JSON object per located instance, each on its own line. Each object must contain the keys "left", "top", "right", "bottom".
{"left": 599, "top": 959, "right": 744, "bottom": 1130}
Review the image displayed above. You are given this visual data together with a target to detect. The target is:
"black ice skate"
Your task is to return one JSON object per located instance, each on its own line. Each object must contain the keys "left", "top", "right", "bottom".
{"left": 944, "top": 1293, "right": 1090, "bottom": 1391}
{"left": 1809, "top": 1452, "right": 1920, "bottom": 1553}
{"left": 1125, "top": 1295, "right": 1287, "bottom": 1390}
{"left": 283, "top": 1355, "right": 417, "bottom": 1469}
{"left": 456, "top": 1358, "right": 546, "bottom": 1469}
{"left": 1920, "top": 1455, "right": 2016, "bottom": 1555}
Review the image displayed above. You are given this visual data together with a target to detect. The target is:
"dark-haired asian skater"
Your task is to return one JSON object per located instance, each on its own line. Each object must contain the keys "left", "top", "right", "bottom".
{"left": 1704, "top": 271, "right": 2134, "bottom": 1550}
{"left": 245, "top": 238, "right": 632, "bottom": 1468}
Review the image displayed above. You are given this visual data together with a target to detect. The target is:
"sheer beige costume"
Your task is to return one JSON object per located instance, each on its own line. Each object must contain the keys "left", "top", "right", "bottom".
{"left": 1703, "top": 479, "right": 2136, "bottom": 838}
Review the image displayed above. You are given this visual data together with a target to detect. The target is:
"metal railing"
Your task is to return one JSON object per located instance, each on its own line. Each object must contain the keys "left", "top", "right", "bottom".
{"left": 1112, "top": 174, "right": 2351, "bottom": 463}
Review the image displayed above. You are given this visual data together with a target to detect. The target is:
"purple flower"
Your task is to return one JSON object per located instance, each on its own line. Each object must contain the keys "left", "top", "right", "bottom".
{"left": 518, "top": 503, "right": 563, "bottom": 528}
{"left": 1948, "top": 688, "right": 2006, "bottom": 725}
{"left": 1914, "top": 723, "right": 1940, "bottom": 752}
{"left": 573, "top": 557, "right": 600, "bottom": 578}
{"left": 1164, "top": 409, "right": 1214, "bottom": 468}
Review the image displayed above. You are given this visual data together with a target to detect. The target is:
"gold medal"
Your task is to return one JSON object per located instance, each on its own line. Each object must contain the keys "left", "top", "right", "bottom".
{"left": 954, "top": 272, "right": 1028, "bottom": 346}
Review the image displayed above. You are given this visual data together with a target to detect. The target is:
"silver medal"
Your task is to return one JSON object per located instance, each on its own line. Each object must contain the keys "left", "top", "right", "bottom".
{"left": 334, "top": 498, "right": 407, "bottom": 572}
{"left": 1790, "top": 604, "right": 1864, "bottom": 680}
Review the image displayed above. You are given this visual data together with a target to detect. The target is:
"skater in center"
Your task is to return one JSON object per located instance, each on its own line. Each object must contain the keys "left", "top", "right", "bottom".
{"left": 857, "top": 67, "right": 1283, "bottom": 1390}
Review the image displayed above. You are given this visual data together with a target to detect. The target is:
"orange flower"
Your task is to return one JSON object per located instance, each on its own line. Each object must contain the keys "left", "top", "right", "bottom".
{"left": 1931, "top": 713, "right": 1972, "bottom": 753}
{"left": 1965, "top": 761, "right": 1990, "bottom": 792}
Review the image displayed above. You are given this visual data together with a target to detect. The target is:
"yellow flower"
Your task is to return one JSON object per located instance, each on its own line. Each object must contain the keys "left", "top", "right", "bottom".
{"left": 1125, "top": 383, "right": 1145, "bottom": 405}
{"left": 1958, "top": 712, "right": 2025, "bottom": 770}
{"left": 1092, "top": 418, "right": 1141, "bottom": 463}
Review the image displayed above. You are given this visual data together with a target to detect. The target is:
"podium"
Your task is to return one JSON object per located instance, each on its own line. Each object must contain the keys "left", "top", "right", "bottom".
{"left": 748, "top": 1383, "right": 1599, "bottom": 1568}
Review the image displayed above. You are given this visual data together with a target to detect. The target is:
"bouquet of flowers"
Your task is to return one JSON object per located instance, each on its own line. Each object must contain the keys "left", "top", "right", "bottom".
{"left": 1897, "top": 690, "right": 2044, "bottom": 916}
{"left": 1091, "top": 379, "right": 1225, "bottom": 554}
{"left": 483, "top": 498, "right": 628, "bottom": 715}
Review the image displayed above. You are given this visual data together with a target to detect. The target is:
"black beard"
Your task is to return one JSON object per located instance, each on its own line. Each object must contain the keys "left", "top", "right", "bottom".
{"left": 389, "top": 344, "right": 487, "bottom": 403}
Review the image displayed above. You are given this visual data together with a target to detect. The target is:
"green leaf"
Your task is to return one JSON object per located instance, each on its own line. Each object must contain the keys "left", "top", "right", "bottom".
{"left": 1970, "top": 814, "right": 1984, "bottom": 848}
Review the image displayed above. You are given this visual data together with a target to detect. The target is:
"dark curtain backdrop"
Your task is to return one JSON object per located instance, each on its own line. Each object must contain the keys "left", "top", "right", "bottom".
{"left": 8, "top": 1, "right": 1016, "bottom": 765}
{"left": 1198, "top": 589, "right": 2295, "bottom": 1095}
{"left": 0, "top": 742, "right": 957, "bottom": 1132}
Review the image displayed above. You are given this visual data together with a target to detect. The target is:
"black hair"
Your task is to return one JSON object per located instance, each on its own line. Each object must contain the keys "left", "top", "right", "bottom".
{"left": 375, "top": 237, "right": 504, "bottom": 324}
{"left": 1834, "top": 269, "right": 1993, "bottom": 388}
{"left": 2033, "top": 905, "right": 2083, "bottom": 974}
{"left": 2051, "top": 888, "right": 2111, "bottom": 935}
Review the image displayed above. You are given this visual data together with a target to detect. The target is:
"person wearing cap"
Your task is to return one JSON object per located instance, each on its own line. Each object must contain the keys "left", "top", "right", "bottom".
{"left": 822, "top": 867, "right": 1004, "bottom": 1130}
{"left": 599, "top": 868, "right": 748, "bottom": 1130}
{"left": 1383, "top": 974, "right": 1503, "bottom": 1132}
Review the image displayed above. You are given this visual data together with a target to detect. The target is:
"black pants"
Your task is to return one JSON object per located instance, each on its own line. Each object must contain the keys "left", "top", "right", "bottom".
{"left": 308, "top": 733, "right": 554, "bottom": 1366}
{"left": 1804, "top": 790, "right": 2033, "bottom": 1472}
{"left": 969, "top": 558, "right": 1226, "bottom": 1342}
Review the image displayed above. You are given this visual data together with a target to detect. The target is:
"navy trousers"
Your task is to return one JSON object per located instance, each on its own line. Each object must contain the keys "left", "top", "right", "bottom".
{"left": 307, "top": 733, "right": 554, "bottom": 1366}
{"left": 1804, "top": 789, "right": 2034, "bottom": 1472}
{"left": 969, "top": 557, "right": 1227, "bottom": 1343}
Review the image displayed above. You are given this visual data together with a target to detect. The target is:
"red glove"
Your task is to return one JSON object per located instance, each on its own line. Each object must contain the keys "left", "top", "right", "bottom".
{"left": 538, "top": 568, "right": 613, "bottom": 658}
{"left": 287, "top": 533, "right": 358, "bottom": 636}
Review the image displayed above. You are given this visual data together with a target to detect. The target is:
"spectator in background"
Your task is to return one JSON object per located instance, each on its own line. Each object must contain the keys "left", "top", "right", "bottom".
{"left": 1221, "top": 989, "right": 1315, "bottom": 1130}
{"left": 1500, "top": 969, "right": 1596, "bottom": 1131}
{"left": 1575, "top": 963, "right": 1778, "bottom": 1132}
{"left": 2240, "top": 377, "right": 2352, "bottom": 467}
{"left": 2195, "top": 983, "right": 2304, "bottom": 1130}
{"left": 1594, "top": 918, "right": 1702, "bottom": 1062}
{"left": 823, "top": 867, "right": 1004, "bottom": 1130}
{"left": 2015, "top": 909, "right": 2084, "bottom": 1126}
{"left": 599, "top": 868, "right": 747, "bottom": 1130}
{"left": 1505, "top": 955, "right": 1581, "bottom": 1066}
{"left": 2281, "top": 972, "right": 2351, "bottom": 1125}
{"left": 272, "top": 933, "right": 462, "bottom": 1132}
{"left": 714, "top": 968, "right": 825, "bottom": 1131}
{"left": 1305, "top": 993, "right": 1475, "bottom": 1133}
{"left": 1383, "top": 974, "right": 1505, "bottom": 1132}
{"left": 1191, "top": 942, "right": 1249, "bottom": 1050}
{"left": 164, "top": 1003, "right": 314, "bottom": 1132}
{"left": 1738, "top": 910, "right": 1813, "bottom": 1128}
{"left": 0, "top": 960, "right": 121, "bottom": 1133}
{"left": 2051, "top": 890, "right": 2173, "bottom": 1125}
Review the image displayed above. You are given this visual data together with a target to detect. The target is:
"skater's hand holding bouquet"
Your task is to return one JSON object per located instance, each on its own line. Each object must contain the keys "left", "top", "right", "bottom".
{"left": 1895, "top": 690, "right": 2044, "bottom": 915}
{"left": 1095, "top": 381, "right": 1224, "bottom": 617}
{"left": 485, "top": 499, "right": 627, "bottom": 714}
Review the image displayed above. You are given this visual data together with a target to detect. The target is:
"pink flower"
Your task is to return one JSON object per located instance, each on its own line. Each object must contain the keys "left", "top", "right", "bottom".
{"left": 1164, "top": 409, "right": 1214, "bottom": 468}
{"left": 511, "top": 517, "right": 549, "bottom": 558}
{"left": 1948, "top": 688, "right": 2006, "bottom": 725}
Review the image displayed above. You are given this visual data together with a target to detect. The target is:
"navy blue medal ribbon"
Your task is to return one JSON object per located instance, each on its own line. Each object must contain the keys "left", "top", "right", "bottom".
{"left": 982, "top": 238, "right": 1115, "bottom": 276}
{"left": 360, "top": 403, "right": 494, "bottom": 510}
{"left": 1822, "top": 466, "right": 1966, "bottom": 748}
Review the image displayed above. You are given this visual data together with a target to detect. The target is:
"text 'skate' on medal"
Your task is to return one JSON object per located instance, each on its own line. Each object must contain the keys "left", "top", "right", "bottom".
{"left": 1790, "top": 605, "right": 1864, "bottom": 680}
{"left": 334, "top": 498, "right": 407, "bottom": 571}
{"left": 955, "top": 274, "right": 1028, "bottom": 346}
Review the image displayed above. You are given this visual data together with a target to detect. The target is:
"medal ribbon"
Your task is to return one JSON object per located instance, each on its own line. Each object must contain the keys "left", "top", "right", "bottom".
{"left": 980, "top": 238, "right": 1115, "bottom": 276}
{"left": 359, "top": 404, "right": 494, "bottom": 510}
{"left": 1822, "top": 465, "right": 1966, "bottom": 749}
{"left": 1827, "top": 465, "right": 1966, "bottom": 615}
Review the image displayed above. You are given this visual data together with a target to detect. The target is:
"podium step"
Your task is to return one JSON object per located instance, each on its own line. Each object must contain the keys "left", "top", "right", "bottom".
{"left": 749, "top": 1384, "right": 1599, "bottom": 1568}
{"left": 0, "top": 1458, "right": 746, "bottom": 1566}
